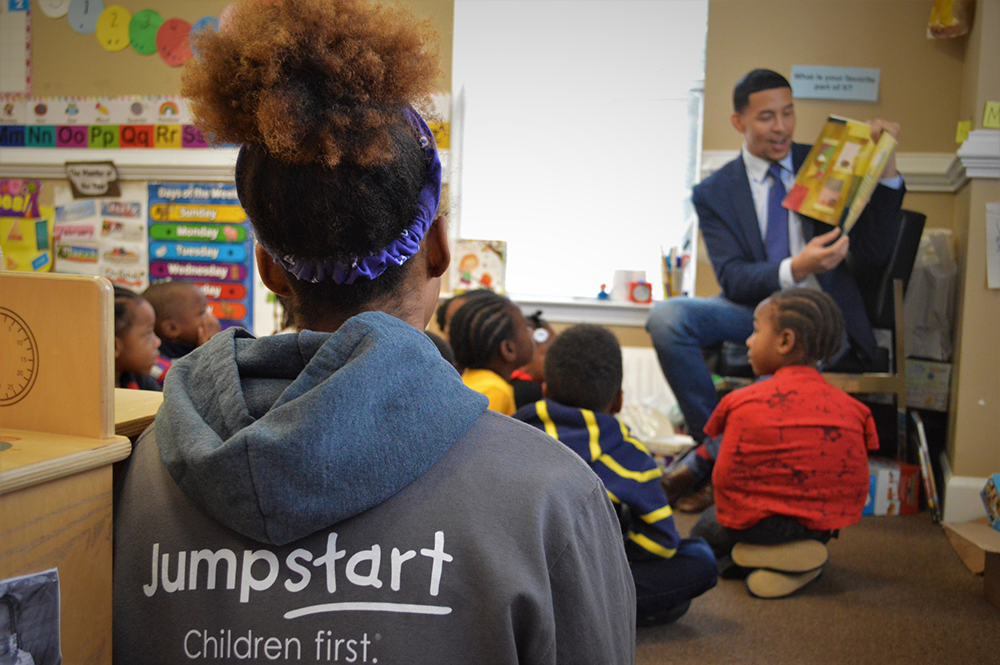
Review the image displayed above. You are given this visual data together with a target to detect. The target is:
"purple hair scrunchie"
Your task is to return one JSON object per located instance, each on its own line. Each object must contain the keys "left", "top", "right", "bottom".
{"left": 258, "top": 106, "right": 442, "bottom": 285}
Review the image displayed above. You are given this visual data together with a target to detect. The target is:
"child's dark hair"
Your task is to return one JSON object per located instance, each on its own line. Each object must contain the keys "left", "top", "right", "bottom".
{"left": 435, "top": 288, "right": 494, "bottom": 332}
{"left": 767, "top": 288, "right": 845, "bottom": 365}
{"left": 733, "top": 68, "right": 790, "bottom": 113}
{"left": 143, "top": 280, "right": 195, "bottom": 315}
{"left": 544, "top": 324, "right": 622, "bottom": 413}
{"left": 425, "top": 330, "right": 457, "bottom": 369}
{"left": 182, "top": 0, "right": 440, "bottom": 326}
{"left": 448, "top": 291, "right": 518, "bottom": 371}
{"left": 114, "top": 286, "right": 142, "bottom": 337}
{"left": 525, "top": 310, "right": 546, "bottom": 330}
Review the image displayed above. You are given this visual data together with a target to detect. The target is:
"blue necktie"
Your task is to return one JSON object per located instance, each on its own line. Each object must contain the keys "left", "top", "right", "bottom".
{"left": 766, "top": 162, "right": 789, "bottom": 264}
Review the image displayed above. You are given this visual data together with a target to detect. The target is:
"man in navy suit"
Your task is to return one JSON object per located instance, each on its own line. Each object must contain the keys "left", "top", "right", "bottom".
{"left": 647, "top": 69, "right": 905, "bottom": 510}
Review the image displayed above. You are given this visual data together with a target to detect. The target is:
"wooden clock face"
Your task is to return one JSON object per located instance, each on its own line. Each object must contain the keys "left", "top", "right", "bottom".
{"left": 0, "top": 307, "right": 39, "bottom": 406}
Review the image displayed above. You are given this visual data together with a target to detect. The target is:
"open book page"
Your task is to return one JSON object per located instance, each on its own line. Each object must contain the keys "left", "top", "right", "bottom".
{"left": 841, "top": 130, "right": 897, "bottom": 232}
{"left": 782, "top": 116, "right": 897, "bottom": 231}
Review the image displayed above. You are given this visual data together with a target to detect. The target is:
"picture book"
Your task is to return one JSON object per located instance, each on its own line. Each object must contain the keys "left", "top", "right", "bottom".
{"left": 782, "top": 116, "right": 897, "bottom": 232}
{"left": 449, "top": 239, "right": 506, "bottom": 295}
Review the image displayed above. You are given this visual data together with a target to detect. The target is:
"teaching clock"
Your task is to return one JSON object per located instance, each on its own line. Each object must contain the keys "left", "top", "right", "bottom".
{"left": 0, "top": 307, "right": 39, "bottom": 406}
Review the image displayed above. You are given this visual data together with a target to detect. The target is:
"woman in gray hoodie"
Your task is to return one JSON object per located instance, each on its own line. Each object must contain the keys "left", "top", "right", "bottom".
{"left": 113, "top": 1, "right": 636, "bottom": 663}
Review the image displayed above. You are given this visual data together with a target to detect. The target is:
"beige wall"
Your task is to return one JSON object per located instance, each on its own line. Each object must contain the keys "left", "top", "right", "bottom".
{"left": 694, "top": 0, "right": 969, "bottom": 300}
{"left": 30, "top": 0, "right": 453, "bottom": 97}
{"left": 702, "top": 0, "right": 965, "bottom": 154}
{"left": 948, "top": 180, "right": 1000, "bottom": 476}
{"left": 946, "top": 0, "right": 1000, "bottom": 478}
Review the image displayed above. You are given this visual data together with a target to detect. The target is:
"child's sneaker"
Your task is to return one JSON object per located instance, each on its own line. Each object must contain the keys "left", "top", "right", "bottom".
{"left": 731, "top": 540, "right": 828, "bottom": 573}
{"left": 746, "top": 568, "right": 823, "bottom": 599}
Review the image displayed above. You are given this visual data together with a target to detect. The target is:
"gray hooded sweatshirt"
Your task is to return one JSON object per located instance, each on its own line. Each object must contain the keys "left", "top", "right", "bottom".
{"left": 113, "top": 312, "right": 635, "bottom": 664}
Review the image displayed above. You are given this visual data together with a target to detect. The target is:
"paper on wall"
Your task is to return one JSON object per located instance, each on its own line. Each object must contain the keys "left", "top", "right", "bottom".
{"left": 53, "top": 182, "right": 150, "bottom": 290}
{"left": 987, "top": 203, "right": 1000, "bottom": 289}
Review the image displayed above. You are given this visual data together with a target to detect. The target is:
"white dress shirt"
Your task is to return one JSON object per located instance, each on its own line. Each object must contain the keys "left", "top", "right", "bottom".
{"left": 741, "top": 144, "right": 904, "bottom": 291}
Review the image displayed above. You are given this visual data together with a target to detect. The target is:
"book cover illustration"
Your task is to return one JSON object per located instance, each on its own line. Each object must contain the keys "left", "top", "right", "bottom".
{"left": 450, "top": 239, "right": 506, "bottom": 295}
{"left": 783, "top": 115, "right": 897, "bottom": 232}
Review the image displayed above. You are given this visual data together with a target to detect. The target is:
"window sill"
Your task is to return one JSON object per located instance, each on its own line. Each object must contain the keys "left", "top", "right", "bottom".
{"left": 507, "top": 293, "right": 654, "bottom": 327}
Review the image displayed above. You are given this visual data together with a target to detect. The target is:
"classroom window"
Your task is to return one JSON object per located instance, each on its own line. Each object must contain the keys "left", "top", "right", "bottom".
{"left": 452, "top": 0, "right": 708, "bottom": 300}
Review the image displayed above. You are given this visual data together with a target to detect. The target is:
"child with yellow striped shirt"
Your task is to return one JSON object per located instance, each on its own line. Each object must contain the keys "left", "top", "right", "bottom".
{"left": 515, "top": 324, "right": 717, "bottom": 626}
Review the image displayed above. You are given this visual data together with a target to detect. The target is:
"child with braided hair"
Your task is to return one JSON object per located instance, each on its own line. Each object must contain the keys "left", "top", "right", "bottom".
{"left": 690, "top": 288, "right": 879, "bottom": 598}
{"left": 510, "top": 310, "right": 555, "bottom": 410}
{"left": 448, "top": 290, "right": 535, "bottom": 415}
{"left": 434, "top": 287, "right": 494, "bottom": 340}
{"left": 113, "top": 287, "right": 162, "bottom": 391}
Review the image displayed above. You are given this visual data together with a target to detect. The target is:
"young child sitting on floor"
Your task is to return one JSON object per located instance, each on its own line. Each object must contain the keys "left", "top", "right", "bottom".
{"left": 113, "top": 287, "right": 161, "bottom": 391}
{"left": 690, "top": 288, "right": 879, "bottom": 599}
{"left": 509, "top": 310, "right": 556, "bottom": 410}
{"left": 515, "top": 324, "right": 717, "bottom": 626}
{"left": 143, "top": 281, "right": 221, "bottom": 384}
{"left": 448, "top": 291, "right": 535, "bottom": 415}
{"left": 434, "top": 288, "right": 494, "bottom": 341}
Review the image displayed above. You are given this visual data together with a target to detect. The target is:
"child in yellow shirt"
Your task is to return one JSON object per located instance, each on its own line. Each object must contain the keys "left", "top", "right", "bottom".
{"left": 449, "top": 291, "right": 535, "bottom": 415}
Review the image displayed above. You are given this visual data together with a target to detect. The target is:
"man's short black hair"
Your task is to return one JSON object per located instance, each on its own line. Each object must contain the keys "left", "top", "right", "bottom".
{"left": 733, "top": 69, "right": 791, "bottom": 114}
{"left": 544, "top": 324, "right": 622, "bottom": 413}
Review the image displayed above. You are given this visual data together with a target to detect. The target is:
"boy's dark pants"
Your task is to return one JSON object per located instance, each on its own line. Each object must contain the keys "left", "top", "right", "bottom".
{"left": 629, "top": 537, "right": 718, "bottom": 625}
{"left": 690, "top": 506, "right": 833, "bottom": 576}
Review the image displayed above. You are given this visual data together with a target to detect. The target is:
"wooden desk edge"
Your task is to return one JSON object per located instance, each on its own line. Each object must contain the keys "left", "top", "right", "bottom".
{"left": 114, "top": 388, "right": 163, "bottom": 439}
{"left": 0, "top": 435, "right": 131, "bottom": 496}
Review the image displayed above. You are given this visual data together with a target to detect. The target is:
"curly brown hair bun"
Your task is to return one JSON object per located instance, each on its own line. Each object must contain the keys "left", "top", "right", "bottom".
{"left": 182, "top": 0, "right": 440, "bottom": 167}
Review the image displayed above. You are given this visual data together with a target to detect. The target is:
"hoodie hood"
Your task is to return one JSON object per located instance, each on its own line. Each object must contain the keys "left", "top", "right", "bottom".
{"left": 154, "top": 311, "right": 488, "bottom": 546}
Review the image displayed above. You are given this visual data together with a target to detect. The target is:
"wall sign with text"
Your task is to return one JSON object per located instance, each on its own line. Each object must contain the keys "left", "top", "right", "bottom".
{"left": 790, "top": 66, "right": 880, "bottom": 103}
{"left": 148, "top": 183, "right": 254, "bottom": 333}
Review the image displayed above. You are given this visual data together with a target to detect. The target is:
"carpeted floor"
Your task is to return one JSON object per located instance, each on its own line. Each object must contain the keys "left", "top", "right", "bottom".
{"left": 636, "top": 511, "right": 996, "bottom": 664}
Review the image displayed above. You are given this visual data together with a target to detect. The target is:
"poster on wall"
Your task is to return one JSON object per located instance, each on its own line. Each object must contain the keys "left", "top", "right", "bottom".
{"left": 0, "top": 178, "right": 53, "bottom": 272}
{"left": 0, "top": 3, "right": 31, "bottom": 96}
{"left": 52, "top": 182, "right": 150, "bottom": 291}
{"left": 449, "top": 239, "right": 507, "bottom": 295}
{"left": 147, "top": 183, "right": 254, "bottom": 332}
{"left": 0, "top": 95, "right": 206, "bottom": 149}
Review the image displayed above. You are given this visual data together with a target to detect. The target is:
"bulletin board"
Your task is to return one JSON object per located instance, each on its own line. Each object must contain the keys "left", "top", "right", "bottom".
{"left": 1, "top": 0, "right": 456, "bottom": 339}
{"left": 26, "top": 0, "right": 453, "bottom": 99}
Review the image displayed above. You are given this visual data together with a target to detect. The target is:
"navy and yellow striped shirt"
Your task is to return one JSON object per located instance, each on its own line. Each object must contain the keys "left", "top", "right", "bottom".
{"left": 514, "top": 399, "right": 681, "bottom": 559}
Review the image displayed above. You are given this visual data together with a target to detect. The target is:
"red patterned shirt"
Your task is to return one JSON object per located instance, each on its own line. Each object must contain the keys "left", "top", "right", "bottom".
{"left": 707, "top": 365, "right": 878, "bottom": 531}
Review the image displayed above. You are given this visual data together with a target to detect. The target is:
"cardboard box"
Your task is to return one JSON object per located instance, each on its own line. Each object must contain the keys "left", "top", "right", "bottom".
{"left": 862, "top": 458, "right": 920, "bottom": 516}
{"left": 982, "top": 473, "right": 1000, "bottom": 533}
{"left": 905, "top": 359, "right": 952, "bottom": 412}
{"left": 942, "top": 518, "right": 1000, "bottom": 610}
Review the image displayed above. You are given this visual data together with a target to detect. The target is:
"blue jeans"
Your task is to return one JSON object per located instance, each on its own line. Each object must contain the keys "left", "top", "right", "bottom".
{"left": 628, "top": 537, "right": 718, "bottom": 625}
{"left": 680, "top": 434, "right": 722, "bottom": 484}
{"left": 646, "top": 296, "right": 755, "bottom": 440}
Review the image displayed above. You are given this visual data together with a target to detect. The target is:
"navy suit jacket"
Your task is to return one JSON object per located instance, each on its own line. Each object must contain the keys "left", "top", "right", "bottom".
{"left": 692, "top": 142, "right": 905, "bottom": 360}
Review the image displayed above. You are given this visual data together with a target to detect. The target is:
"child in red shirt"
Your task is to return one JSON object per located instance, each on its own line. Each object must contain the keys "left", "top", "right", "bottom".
{"left": 691, "top": 288, "right": 878, "bottom": 598}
